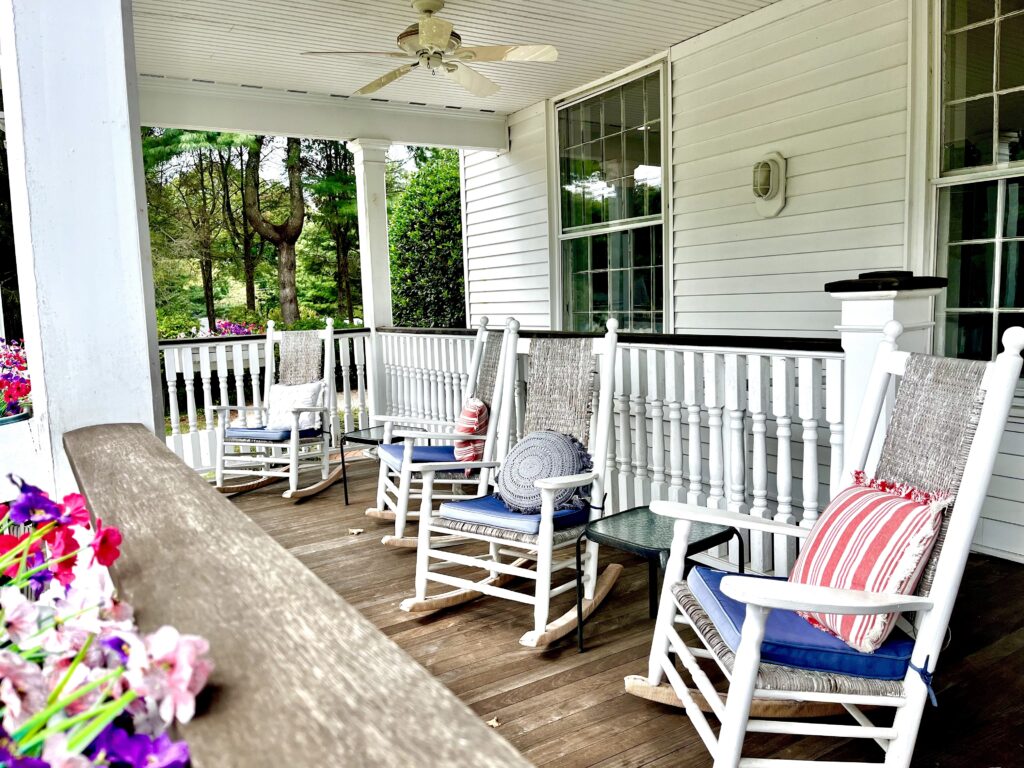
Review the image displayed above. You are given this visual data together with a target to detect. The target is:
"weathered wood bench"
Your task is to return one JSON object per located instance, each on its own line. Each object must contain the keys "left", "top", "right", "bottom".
{"left": 64, "top": 423, "right": 528, "bottom": 768}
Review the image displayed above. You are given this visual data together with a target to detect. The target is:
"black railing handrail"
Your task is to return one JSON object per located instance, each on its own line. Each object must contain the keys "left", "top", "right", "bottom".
{"left": 377, "top": 326, "right": 844, "bottom": 354}
{"left": 157, "top": 326, "right": 370, "bottom": 348}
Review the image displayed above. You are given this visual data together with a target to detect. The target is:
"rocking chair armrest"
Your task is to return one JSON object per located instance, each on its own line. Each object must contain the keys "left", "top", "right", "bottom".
{"left": 211, "top": 405, "right": 263, "bottom": 413}
{"left": 414, "top": 460, "right": 501, "bottom": 473}
{"left": 392, "top": 430, "right": 483, "bottom": 442}
{"left": 534, "top": 471, "right": 598, "bottom": 490}
{"left": 290, "top": 406, "right": 331, "bottom": 413}
{"left": 720, "top": 576, "right": 935, "bottom": 615}
{"left": 649, "top": 501, "right": 810, "bottom": 540}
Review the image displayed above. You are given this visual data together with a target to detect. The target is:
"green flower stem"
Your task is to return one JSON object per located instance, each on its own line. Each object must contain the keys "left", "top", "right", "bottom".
{"left": 13, "top": 666, "right": 124, "bottom": 741}
{"left": 17, "top": 696, "right": 121, "bottom": 752}
{"left": 13, "top": 547, "right": 83, "bottom": 585}
{"left": 47, "top": 635, "right": 93, "bottom": 707}
{"left": 0, "top": 523, "right": 55, "bottom": 573}
{"left": 66, "top": 690, "right": 137, "bottom": 754}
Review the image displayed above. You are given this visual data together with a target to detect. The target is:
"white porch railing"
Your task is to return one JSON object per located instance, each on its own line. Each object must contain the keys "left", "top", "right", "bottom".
{"left": 158, "top": 329, "right": 372, "bottom": 472}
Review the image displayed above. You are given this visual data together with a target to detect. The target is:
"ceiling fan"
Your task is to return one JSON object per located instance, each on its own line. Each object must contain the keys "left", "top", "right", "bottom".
{"left": 301, "top": 0, "right": 558, "bottom": 98}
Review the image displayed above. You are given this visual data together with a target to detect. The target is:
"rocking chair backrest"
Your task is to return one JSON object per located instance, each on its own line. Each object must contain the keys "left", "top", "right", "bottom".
{"left": 261, "top": 319, "right": 337, "bottom": 430}
{"left": 496, "top": 321, "right": 619, "bottom": 516}
{"left": 844, "top": 321, "right": 1024, "bottom": 661}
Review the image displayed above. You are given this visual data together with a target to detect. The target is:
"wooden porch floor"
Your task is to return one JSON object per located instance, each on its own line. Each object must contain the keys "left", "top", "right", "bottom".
{"left": 234, "top": 457, "right": 1024, "bottom": 767}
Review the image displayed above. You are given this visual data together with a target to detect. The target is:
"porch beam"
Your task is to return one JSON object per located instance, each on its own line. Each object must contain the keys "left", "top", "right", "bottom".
{"left": 138, "top": 78, "right": 510, "bottom": 151}
{"left": 0, "top": 0, "right": 160, "bottom": 492}
{"left": 351, "top": 138, "right": 392, "bottom": 422}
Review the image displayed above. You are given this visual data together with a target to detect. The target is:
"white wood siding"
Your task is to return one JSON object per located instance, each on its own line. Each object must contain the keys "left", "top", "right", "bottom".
{"left": 461, "top": 103, "right": 553, "bottom": 329}
{"left": 669, "top": 0, "right": 909, "bottom": 337}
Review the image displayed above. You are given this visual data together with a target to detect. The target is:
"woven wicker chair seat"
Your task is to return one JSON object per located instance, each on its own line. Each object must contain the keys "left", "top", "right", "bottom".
{"left": 671, "top": 581, "right": 906, "bottom": 699}
{"left": 433, "top": 516, "right": 585, "bottom": 547}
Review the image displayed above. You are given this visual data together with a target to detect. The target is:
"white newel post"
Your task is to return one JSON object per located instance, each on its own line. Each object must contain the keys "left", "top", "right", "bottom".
{"left": 0, "top": 0, "right": 161, "bottom": 495}
{"left": 351, "top": 139, "right": 393, "bottom": 425}
{"left": 829, "top": 271, "right": 946, "bottom": 481}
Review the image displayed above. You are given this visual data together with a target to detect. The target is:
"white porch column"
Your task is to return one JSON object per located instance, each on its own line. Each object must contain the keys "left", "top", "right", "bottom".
{"left": 828, "top": 271, "right": 945, "bottom": 476}
{"left": 350, "top": 138, "right": 392, "bottom": 422}
{"left": 0, "top": 0, "right": 160, "bottom": 493}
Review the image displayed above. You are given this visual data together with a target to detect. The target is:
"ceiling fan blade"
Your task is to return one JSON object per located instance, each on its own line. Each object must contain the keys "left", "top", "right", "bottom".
{"left": 418, "top": 15, "right": 454, "bottom": 50}
{"left": 455, "top": 44, "right": 559, "bottom": 63}
{"left": 354, "top": 63, "right": 417, "bottom": 95}
{"left": 301, "top": 50, "right": 409, "bottom": 58}
{"left": 444, "top": 62, "right": 500, "bottom": 97}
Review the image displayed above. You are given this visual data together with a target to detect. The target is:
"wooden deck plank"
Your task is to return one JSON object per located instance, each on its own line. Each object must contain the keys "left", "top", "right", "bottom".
{"left": 236, "top": 456, "right": 1024, "bottom": 767}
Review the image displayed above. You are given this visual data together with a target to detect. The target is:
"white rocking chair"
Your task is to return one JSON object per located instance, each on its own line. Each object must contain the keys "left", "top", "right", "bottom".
{"left": 627, "top": 320, "right": 1024, "bottom": 767}
{"left": 366, "top": 318, "right": 514, "bottom": 548}
{"left": 213, "top": 319, "right": 339, "bottom": 500}
{"left": 400, "top": 319, "right": 622, "bottom": 648}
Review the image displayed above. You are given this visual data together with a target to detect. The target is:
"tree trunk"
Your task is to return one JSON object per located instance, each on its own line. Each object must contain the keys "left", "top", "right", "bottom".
{"left": 243, "top": 251, "right": 257, "bottom": 312}
{"left": 335, "top": 228, "right": 354, "bottom": 322}
{"left": 200, "top": 249, "right": 216, "bottom": 329}
{"left": 277, "top": 241, "right": 299, "bottom": 325}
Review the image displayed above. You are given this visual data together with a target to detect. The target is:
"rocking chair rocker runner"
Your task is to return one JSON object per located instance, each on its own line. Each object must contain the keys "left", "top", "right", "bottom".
{"left": 213, "top": 319, "right": 339, "bottom": 500}
{"left": 367, "top": 317, "right": 513, "bottom": 548}
{"left": 400, "top": 319, "right": 622, "bottom": 649}
{"left": 627, "top": 321, "right": 1024, "bottom": 767}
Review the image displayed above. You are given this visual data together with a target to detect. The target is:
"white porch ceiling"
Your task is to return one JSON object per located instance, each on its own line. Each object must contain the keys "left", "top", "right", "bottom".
{"left": 132, "top": 0, "right": 777, "bottom": 116}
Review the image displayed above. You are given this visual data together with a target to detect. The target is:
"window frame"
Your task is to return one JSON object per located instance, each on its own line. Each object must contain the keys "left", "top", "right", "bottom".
{"left": 931, "top": 0, "right": 1024, "bottom": 361}
{"left": 550, "top": 61, "right": 670, "bottom": 332}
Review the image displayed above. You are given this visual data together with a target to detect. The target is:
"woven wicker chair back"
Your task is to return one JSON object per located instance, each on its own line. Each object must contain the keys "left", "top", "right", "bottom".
{"left": 277, "top": 330, "right": 324, "bottom": 385}
{"left": 475, "top": 330, "right": 504, "bottom": 408}
{"left": 874, "top": 353, "right": 987, "bottom": 596}
{"left": 522, "top": 337, "right": 596, "bottom": 449}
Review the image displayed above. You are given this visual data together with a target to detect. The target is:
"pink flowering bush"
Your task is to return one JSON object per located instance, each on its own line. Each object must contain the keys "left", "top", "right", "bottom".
{"left": 0, "top": 341, "right": 30, "bottom": 418}
{"left": 0, "top": 476, "right": 212, "bottom": 767}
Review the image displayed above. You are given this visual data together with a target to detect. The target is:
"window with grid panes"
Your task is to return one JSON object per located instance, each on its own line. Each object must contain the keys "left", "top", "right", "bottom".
{"left": 939, "top": 1, "right": 1024, "bottom": 360}
{"left": 557, "top": 70, "right": 664, "bottom": 332}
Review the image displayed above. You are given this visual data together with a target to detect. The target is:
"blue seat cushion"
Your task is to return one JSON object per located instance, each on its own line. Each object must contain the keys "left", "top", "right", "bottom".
{"left": 225, "top": 426, "right": 321, "bottom": 442}
{"left": 378, "top": 443, "right": 457, "bottom": 472}
{"left": 439, "top": 494, "right": 589, "bottom": 535}
{"left": 687, "top": 566, "right": 914, "bottom": 681}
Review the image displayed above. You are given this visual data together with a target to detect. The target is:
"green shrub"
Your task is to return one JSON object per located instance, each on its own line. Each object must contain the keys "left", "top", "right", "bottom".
{"left": 389, "top": 150, "right": 466, "bottom": 328}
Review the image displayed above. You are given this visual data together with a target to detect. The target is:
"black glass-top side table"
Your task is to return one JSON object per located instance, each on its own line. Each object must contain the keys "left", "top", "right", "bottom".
{"left": 575, "top": 505, "right": 743, "bottom": 652}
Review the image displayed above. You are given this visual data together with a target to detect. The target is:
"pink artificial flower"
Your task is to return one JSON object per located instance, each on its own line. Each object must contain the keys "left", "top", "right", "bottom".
{"left": 41, "top": 733, "right": 92, "bottom": 768}
{"left": 90, "top": 519, "right": 122, "bottom": 567}
{"left": 136, "top": 626, "right": 213, "bottom": 725}
{"left": 0, "top": 587, "right": 40, "bottom": 648}
{"left": 45, "top": 526, "right": 79, "bottom": 588}
{"left": 59, "top": 494, "right": 92, "bottom": 528}
{"left": 0, "top": 649, "right": 47, "bottom": 732}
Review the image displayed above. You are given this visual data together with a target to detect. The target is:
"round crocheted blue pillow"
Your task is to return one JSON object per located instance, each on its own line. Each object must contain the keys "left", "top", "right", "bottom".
{"left": 496, "top": 431, "right": 592, "bottom": 514}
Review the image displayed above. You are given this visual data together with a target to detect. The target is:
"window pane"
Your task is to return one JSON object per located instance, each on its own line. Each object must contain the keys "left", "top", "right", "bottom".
{"left": 610, "top": 270, "right": 629, "bottom": 312}
{"left": 623, "top": 127, "right": 645, "bottom": 181}
{"left": 591, "top": 234, "right": 608, "bottom": 271}
{"left": 998, "top": 312, "right": 1024, "bottom": 353}
{"left": 1000, "top": 15, "right": 1024, "bottom": 89}
{"left": 943, "top": 97, "right": 994, "bottom": 170}
{"left": 572, "top": 273, "right": 590, "bottom": 315}
{"left": 947, "top": 243, "right": 995, "bottom": 307}
{"left": 592, "top": 271, "right": 608, "bottom": 312}
{"left": 609, "top": 231, "right": 628, "bottom": 269}
{"left": 946, "top": 180, "right": 998, "bottom": 240}
{"left": 945, "top": 313, "right": 993, "bottom": 359}
{"left": 604, "top": 134, "right": 623, "bottom": 180}
{"left": 632, "top": 269, "right": 654, "bottom": 310}
{"left": 645, "top": 74, "right": 661, "bottom": 122}
{"left": 998, "top": 90, "right": 1024, "bottom": 163}
{"left": 570, "top": 237, "right": 588, "bottom": 272}
{"left": 566, "top": 104, "right": 583, "bottom": 147}
{"left": 945, "top": 0, "right": 994, "bottom": 29}
{"left": 944, "top": 24, "right": 994, "bottom": 101}
{"left": 633, "top": 225, "right": 653, "bottom": 267}
{"left": 1001, "top": 241, "right": 1024, "bottom": 307}
{"left": 602, "top": 90, "right": 622, "bottom": 134}
{"left": 1007, "top": 179, "right": 1024, "bottom": 238}
{"left": 1003, "top": 0, "right": 1024, "bottom": 12}
{"left": 582, "top": 100, "right": 602, "bottom": 144}
{"left": 623, "top": 80, "right": 645, "bottom": 129}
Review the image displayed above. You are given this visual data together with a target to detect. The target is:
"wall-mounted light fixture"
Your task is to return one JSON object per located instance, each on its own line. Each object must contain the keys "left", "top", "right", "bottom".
{"left": 752, "top": 151, "right": 786, "bottom": 217}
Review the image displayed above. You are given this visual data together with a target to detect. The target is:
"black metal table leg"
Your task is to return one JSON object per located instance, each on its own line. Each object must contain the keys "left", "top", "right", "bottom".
{"left": 341, "top": 442, "right": 349, "bottom": 506}
{"left": 734, "top": 528, "right": 745, "bottom": 574}
{"left": 575, "top": 534, "right": 586, "bottom": 652}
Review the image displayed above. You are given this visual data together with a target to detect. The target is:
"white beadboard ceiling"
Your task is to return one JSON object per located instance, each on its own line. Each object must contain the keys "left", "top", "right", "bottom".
{"left": 132, "top": 0, "right": 777, "bottom": 116}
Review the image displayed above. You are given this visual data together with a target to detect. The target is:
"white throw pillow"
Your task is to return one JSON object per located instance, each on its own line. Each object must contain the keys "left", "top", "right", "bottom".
{"left": 265, "top": 381, "right": 323, "bottom": 431}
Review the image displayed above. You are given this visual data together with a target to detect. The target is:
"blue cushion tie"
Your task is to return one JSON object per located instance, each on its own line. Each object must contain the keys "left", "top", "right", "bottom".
{"left": 908, "top": 656, "right": 937, "bottom": 707}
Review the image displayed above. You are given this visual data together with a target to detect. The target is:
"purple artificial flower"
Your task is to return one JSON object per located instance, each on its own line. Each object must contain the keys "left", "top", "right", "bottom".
{"left": 100, "top": 634, "right": 131, "bottom": 666}
{"left": 87, "top": 725, "right": 189, "bottom": 768}
{"left": 6, "top": 476, "right": 60, "bottom": 526}
{"left": 0, "top": 725, "right": 49, "bottom": 768}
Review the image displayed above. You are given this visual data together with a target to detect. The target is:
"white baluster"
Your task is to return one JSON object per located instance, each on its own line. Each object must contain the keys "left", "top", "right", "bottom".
{"left": 703, "top": 352, "right": 725, "bottom": 512}
{"left": 414, "top": 337, "right": 426, "bottom": 419}
{"left": 746, "top": 354, "right": 772, "bottom": 574}
{"left": 615, "top": 349, "right": 634, "bottom": 509}
{"left": 215, "top": 344, "right": 230, "bottom": 414}
{"left": 826, "top": 357, "right": 845, "bottom": 500}
{"left": 771, "top": 356, "right": 796, "bottom": 576}
{"left": 724, "top": 353, "right": 747, "bottom": 566}
{"left": 647, "top": 348, "right": 667, "bottom": 501}
{"left": 164, "top": 347, "right": 182, "bottom": 458}
{"left": 664, "top": 351, "right": 685, "bottom": 503}
{"left": 232, "top": 343, "right": 248, "bottom": 426}
{"left": 429, "top": 336, "right": 442, "bottom": 420}
{"left": 798, "top": 357, "right": 822, "bottom": 530}
{"left": 683, "top": 350, "right": 705, "bottom": 506}
{"left": 629, "top": 347, "right": 650, "bottom": 505}
{"left": 354, "top": 335, "right": 368, "bottom": 429}
{"left": 180, "top": 345, "right": 201, "bottom": 467}
{"left": 442, "top": 338, "right": 455, "bottom": 421}
{"left": 248, "top": 341, "right": 263, "bottom": 426}
{"left": 199, "top": 345, "right": 214, "bottom": 469}
{"left": 339, "top": 337, "right": 354, "bottom": 432}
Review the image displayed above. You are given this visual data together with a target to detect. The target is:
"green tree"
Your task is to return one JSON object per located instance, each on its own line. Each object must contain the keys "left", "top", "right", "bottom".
{"left": 389, "top": 149, "right": 465, "bottom": 328}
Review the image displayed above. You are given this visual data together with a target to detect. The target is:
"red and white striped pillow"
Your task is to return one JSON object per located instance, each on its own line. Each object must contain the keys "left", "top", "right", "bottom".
{"left": 789, "top": 474, "right": 948, "bottom": 653}
{"left": 454, "top": 397, "right": 489, "bottom": 464}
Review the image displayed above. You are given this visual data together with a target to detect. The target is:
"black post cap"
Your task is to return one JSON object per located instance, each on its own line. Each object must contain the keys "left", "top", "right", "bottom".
{"left": 824, "top": 270, "right": 947, "bottom": 293}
